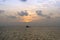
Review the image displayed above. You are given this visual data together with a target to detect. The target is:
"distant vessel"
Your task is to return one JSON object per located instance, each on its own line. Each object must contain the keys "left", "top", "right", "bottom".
{"left": 26, "top": 25, "right": 30, "bottom": 28}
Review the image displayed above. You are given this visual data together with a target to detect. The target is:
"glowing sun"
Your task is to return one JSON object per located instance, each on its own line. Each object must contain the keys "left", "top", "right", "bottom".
{"left": 19, "top": 16, "right": 33, "bottom": 22}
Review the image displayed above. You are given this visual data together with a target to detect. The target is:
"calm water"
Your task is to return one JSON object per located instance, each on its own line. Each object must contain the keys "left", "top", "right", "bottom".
{"left": 0, "top": 26, "right": 60, "bottom": 40}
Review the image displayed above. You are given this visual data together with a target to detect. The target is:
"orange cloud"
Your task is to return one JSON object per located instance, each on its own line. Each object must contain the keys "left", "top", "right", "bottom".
{"left": 19, "top": 16, "right": 32, "bottom": 22}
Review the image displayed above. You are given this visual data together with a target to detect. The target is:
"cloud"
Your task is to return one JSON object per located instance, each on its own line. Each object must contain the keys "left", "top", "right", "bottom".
{"left": 36, "top": 10, "right": 51, "bottom": 19}
{"left": 37, "top": 0, "right": 57, "bottom": 8}
{"left": 0, "top": 10, "right": 5, "bottom": 14}
{"left": 7, "top": 15, "right": 17, "bottom": 19}
{"left": 18, "top": 10, "right": 28, "bottom": 16}
{"left": 0, "top": 0, "right": 5, "bottom": 2}
{"left": 36, "top": 10, "right": 43, "bottom": 16}
{"left": 20, "top": 0, "right": 27, "bottom": 2}
{"left": 55, "top": 0, "right": 60, "bottom": 7}
{"left": 2, "top": 0, "right": 6, "bottom": 2}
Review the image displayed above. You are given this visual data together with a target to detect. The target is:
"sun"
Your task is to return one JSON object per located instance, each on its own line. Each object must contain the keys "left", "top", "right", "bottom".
{"left": 22, "top": 16, "right": 33, "bottom": 22}
{"left": 18, "top": 16, "right": 33, "bottom": 22}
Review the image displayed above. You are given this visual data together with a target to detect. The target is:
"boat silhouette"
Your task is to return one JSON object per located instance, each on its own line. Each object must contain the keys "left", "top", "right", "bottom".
{"left": 26, "top": 25, "right": 30, "bottom": 28}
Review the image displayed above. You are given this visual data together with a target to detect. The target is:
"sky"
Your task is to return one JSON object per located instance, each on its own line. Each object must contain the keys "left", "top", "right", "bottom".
{"left": 0, "top": 0, "right": 60, "bottom": 26}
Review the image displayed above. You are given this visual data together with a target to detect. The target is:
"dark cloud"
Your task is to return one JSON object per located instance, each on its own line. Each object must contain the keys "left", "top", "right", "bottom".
{"left": 0, "top": 0, "right": 6, "bottom": 2}
{"left": 20, "top": 0, "right": 27, "bottom": 2}
{"left": 45, "top": 15, "right": 51, "bottom": 19}
{"left": 0, "top": 10, "right": 5, "bottom": 14}
{"left": 2, "top": 0, "right": 6, "bottom": 2}
{"left": 18, "top": 10, "right": 28, "bottom": 16}
{"left": 36, "top": 10, "right": 51, "bottom": 19}
{"left": 7, "top": 16, "right": 17, "bottom": 19}
{"left": 0, "top": 0, "right": 6, "bottom": 5}
{"left": 49, "top": 13, "right": 53, "bottom": 16}
{"left": 36, "top": 10, "right": 43, "bottom": 16}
